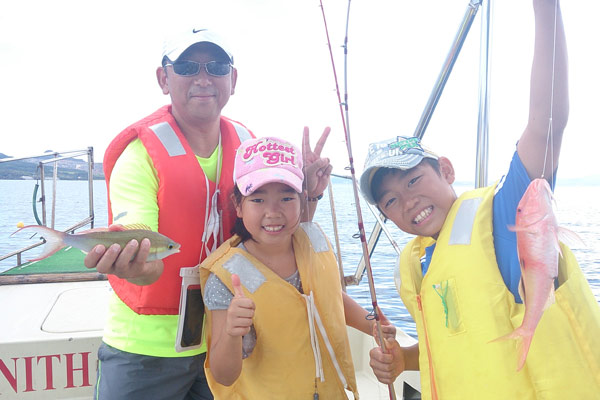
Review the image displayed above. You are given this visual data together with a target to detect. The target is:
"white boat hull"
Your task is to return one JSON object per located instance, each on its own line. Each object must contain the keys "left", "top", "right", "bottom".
{"left": 0, "top": 281, "right": 109, "bottom": 399}
{"left": 0, "top": 280, "right": 420, "bottom": 399}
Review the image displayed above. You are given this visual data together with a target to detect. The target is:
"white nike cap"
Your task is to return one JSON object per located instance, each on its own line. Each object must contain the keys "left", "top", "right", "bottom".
{"left": 161, "top": 27, "right": 234, "bottom": 64}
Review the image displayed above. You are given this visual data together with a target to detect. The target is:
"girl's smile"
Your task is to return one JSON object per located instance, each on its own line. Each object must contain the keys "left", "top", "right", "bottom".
{"left": 235, "top": 182, "right": 302, "bottom": 249}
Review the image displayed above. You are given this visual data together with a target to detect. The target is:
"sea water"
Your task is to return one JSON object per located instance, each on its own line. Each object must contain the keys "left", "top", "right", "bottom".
{"left": 1, "top": 178, "right": 599, "bottom": 338}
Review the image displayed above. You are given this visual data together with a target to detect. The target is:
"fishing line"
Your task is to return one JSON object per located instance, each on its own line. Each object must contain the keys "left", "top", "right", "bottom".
{"left": 318, "top": 1, "right": 396, "bottom": 398}
{"left": 541, "top": 0, "right": 559, "bottom": 190}
{"left": 327, "top": 183, "right": 346, "bottom": 290}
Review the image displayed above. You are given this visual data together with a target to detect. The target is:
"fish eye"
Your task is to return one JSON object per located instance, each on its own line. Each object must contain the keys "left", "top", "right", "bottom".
{"left": 168, "top": 244, "right": 173, "bottom": 249}
{"left": 517, "top": 208, "right": 522, "bottom": 213}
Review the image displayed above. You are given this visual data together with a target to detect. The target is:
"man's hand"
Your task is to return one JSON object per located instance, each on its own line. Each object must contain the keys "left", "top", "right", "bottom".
{"left": 302, "top": 126, "right": 333, "bottom": 199}
{"left": 83, "top": 224, "right": 163, "bottom": 285}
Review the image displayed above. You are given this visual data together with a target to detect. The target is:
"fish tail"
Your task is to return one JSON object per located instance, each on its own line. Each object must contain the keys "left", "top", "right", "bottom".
{"left": 489, "top": 328, "right": 533, "bottom": 372}
{"left": 489, "top": 329, "right": 522, "bottom": 344}
{"left": 516, "top": 334, "right": 533, "bottom": 372}
{"left": 11, "top": 225, "right": 66, "bottom": 261}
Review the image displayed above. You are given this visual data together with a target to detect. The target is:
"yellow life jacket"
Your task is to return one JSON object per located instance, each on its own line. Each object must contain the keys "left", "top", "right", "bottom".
{"left": 200, "top": 222, "right": 359, "bottom": 399}
{"left": 399, "top": 184, "right": 600, "bottom": 400}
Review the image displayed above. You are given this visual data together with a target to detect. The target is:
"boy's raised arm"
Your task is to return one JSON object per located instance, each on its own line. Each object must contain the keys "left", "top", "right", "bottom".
{"left": 518, "top": 0, "right": 568, "bottom": 179}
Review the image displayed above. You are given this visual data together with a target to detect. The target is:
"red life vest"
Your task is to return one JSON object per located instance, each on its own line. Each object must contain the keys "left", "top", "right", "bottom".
{"left": 103, "top": 105, "right": 253, "bottom": 315}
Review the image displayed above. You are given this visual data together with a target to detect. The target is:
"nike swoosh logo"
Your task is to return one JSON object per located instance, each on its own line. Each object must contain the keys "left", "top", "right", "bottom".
{"left": 192, "top": 29, "right": 206, "bottom": 34}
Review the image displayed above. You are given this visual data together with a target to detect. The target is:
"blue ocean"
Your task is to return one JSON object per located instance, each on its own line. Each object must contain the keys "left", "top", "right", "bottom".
{"left": 1, "top": 178, "right": 599, "bottom": 338}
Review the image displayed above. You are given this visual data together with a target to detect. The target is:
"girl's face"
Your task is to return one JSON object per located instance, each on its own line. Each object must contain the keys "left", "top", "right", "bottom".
{"left": 235, "top": 182, "right": 302, "bottom": 247}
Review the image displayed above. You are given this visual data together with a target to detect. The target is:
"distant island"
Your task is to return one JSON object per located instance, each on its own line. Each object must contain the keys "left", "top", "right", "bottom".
{"left": 0, "top": 151, "right": 104, "bottom": 180}
{"left": 2, "top": 153, "right": 597, "bottom": 185}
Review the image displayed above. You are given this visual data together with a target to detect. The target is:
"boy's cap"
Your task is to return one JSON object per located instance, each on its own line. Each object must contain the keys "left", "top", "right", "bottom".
{"left": 359, "top": 136, "right": 439, "bottom": 204}
{"left": 234, "top": 137, "right": 304, "bottom": 196}
{"left": 162, "top": 28, "right": 233, "bottom": 64}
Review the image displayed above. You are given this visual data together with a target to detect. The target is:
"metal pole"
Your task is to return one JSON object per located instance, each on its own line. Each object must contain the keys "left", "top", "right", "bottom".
{"left": 39, "top": 162, "right": 47, "bottom": 226}
{"left": 475, "top": 0, "right": 492, "bottom": 188}
{"left": 414, "top": 0, "right": 483, "bottom": 139}
{"left": 88, "top": 147, "right": 95, "bottom": 228}
{"left": 52, "top": 153, "right": 58, "bottom": 229}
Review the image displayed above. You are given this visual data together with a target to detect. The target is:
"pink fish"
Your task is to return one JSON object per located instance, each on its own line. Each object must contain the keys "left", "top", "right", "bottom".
{"left": 492, "top": 178, "right": 580, "bottom": 371}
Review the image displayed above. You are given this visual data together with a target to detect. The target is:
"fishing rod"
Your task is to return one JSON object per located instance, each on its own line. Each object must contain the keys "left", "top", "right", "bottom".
{"left": 318, "top": 1, "right": 397, "bottom": 399}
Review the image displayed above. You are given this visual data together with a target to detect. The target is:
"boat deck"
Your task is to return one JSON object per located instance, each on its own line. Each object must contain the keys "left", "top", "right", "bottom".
{"left": 0, "top": 247, "right": 106, "bottom": 285}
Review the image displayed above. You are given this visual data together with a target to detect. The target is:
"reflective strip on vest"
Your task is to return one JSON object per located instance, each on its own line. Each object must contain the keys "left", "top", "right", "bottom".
{"left": 149, "top": 122, "right": 186, "bottom": 157}
{"left": 150, "top": 119, "right": 250, "bottom": 156}
{"left": 300, "top": 222, "right": 329, "bottom": 253}
{"left": 448, "top": 197, "right": 482, "bottom": 245}
{"left": 230, "top": 120, "right": 252, "bottom": 143}
{"left": 223, "top": 253, "right": 266, "bottom": 293}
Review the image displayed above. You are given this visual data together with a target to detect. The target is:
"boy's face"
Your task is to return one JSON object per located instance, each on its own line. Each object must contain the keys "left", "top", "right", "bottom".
{"left": 376, "top": 157, "right": 457, "bottom": 239}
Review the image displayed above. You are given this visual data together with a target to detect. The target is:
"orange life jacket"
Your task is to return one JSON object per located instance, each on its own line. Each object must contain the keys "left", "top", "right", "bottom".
{"left": 103, "top": 105, "right": 253, "bottom": 315}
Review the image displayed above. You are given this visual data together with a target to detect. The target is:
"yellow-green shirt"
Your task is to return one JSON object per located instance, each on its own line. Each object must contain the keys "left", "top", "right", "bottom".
{"left": 103, "top": 138, "right": 219, "bottom": 357}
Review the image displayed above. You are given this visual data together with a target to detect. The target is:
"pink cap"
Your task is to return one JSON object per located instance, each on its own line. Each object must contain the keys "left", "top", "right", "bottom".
{"left": 234, "top": 137, "right": 304, "bottom": 196}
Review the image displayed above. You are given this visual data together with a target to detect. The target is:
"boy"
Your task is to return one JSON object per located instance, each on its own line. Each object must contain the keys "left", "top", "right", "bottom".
{"left": 361, "top": 1, "right": 600, "bottom": 399}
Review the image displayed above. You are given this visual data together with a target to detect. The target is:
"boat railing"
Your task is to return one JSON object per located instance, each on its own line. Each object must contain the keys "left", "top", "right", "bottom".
{"left": 330, "top": 173, "right": 402, "bottom": 287}
{"left": 344, "top": 200, "right": 402, "bottom": 286}
{"left": 0, "top": 148, "right": 96, "bottom": 267}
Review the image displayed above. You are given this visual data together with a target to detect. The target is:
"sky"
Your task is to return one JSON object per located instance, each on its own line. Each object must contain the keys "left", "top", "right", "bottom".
{"left": 1, "top": 0, "right": 598, "bottom": 184}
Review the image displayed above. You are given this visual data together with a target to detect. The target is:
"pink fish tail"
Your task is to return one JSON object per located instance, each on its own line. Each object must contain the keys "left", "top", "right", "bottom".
{"left": 490, "top": 328, "right": 533, "bottom": 371}
{"left": 516, "top": 334, "right": 533, "bottom": 372}
{"left": 489, "top": 329, "right": 522, "bottom": 344}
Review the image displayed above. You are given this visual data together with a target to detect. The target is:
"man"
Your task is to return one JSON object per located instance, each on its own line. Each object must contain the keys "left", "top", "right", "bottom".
{"left": 85, "top": 28, "right": 250, "bottom": 400}
{"left": 362, "top": 1, "right": 600, "bottom": 399}
{"left": 86, "top": 27, "right": 332, "bottom": 400}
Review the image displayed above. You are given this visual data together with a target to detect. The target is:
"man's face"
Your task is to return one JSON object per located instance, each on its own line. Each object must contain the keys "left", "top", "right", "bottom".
{"left": 157, "top": 43, "right": 237, "bottom": 126}
{"left": 375, "top": 158, "right": 457, "bottom": 239}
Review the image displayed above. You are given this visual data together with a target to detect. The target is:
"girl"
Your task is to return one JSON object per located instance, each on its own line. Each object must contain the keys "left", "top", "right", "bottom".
{"left": 200, "top": 136, "right": 395, "bottom": 399}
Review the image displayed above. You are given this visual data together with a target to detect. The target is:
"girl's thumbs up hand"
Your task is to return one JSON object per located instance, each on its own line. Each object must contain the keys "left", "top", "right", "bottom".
{"left": 226, "top": 274, "right": 256, "bottom": 337}
{"left": 232, "top": 273, "right": 245, "bottom": 298}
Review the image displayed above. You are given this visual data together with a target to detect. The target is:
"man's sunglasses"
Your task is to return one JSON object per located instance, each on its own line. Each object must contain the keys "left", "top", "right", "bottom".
{"left": 164, "top": 60, "right": 232, "bottom": 77}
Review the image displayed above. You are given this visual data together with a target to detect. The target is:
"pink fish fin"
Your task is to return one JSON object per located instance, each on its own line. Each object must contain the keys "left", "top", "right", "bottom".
{"left": 543, "top": 286, "right": 556, "bottom": 311}
{"left": 556, "top": 226, "right": 585, "bottom": 250}
{"left": 11, "top": 225, "right": 66, "bottom": 261}
{"left": 518, "top": 277, "right": 526, "bottom": 304}
{"left": 122, "top": 223, "right": 153, "bottom": 231}
{"left": 553, "top": 230, "right": 564, "bottom": 259}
